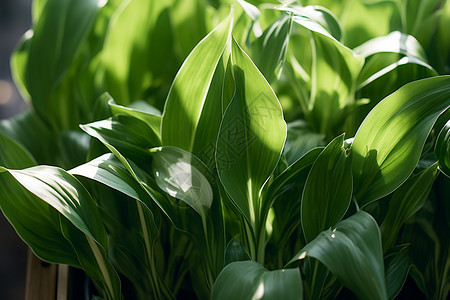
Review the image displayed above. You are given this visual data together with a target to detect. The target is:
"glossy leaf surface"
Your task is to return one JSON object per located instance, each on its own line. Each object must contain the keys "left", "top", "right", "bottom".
{"left": 216, "top": 37, "right": 286, "bottom": 228}
{"left": 289, "top": 211, "right": 387, "bottom": 300}
{"left": 352, "top": 76, "right": 450, "bottom": 207}
{"left": 161, "top": 14, "right": 233, "bottom": 166}
{"left": 211, "top": 260, "right": 303, "bottom": 300}
{"left": 0, "top": 166, "right": 122, "bottom": 299}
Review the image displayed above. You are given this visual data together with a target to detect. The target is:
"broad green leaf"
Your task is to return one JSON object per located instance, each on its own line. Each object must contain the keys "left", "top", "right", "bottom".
{"left": 380, "top": 163, "right": 439, "bottom": 251}
{"left": 109, "top": 100, "right": 162, "bottom": 142}
{"left": 0, "top": 131, "right": 36, "bottom": 169}
{"left": 435, "top": 119, "right": 450, "bottom": 177}
{"left": 84, "top": 119, "right": 225, "bottom": 281}
{"left": 0, "top": 110, "right": 57, "bottom": 165}
{"left": 211, "top": 260, "right": 303, "bottom": 300}
{"left": 150, "top": 146, "right": 214, "bottom": 219}
{"left": 81, "top": 116, "right": 160, "bottom": 166}
{"left": 287, "top": 12, "right": 364, "bottom": 135}
{"left": 252, "top": 15, "right": 292, "bottom": 82}
{"left": 384, "top": 245, "right": 412, "bottom": 300}
{"left": 0, "top": 166, "right": 122, "bottom": 299}
{"left": 352, "top": 76, "right": 450, "bottom": 207}
{"left": 24, "top": 0, "right": 99, "bottom": 129}
{"left": 70, "top": 154, "right": 149, "bottom": 203}
{"left": 288, "top": 211, "right": 387, "bottom": 300}
{"left": 354, "top": 31, "right": 428, "bottom": 60}
{"left": 161, "top": 13, "right": 233, "bottom": 168}
{"left": 301, "top": 134, "right": 352, "bottom": 242}
{"left": 70, "top": 155, "right": 170, "bottom": 299}
{"left": 216, "top": 37, "right": 287, "bottom": 230}
{"left": 100, "top": 0, "right": 175, "bottom": 105}
{"left": 355, "top": 32, "right": 437, "bottom": 89}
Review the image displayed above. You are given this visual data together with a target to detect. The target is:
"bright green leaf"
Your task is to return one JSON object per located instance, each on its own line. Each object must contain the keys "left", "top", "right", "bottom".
{"left": 24, "top": 0, "right": 99, "bottom": 129}
{"left": 150, "top": 146, "right": 213, "bottom": 218}
{"left": 352, "top": 76, "right": 450, "bottom": 207}
{"left": 216, "top": 36, "right": 287, "bottom": 229}
{"left": 161, "top": 13, "right": 233, "bottom": 168}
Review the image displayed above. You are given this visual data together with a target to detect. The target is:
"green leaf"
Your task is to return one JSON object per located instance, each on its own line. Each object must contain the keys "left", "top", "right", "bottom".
{"left": 109, "top": 100, "right": 162, "bottom": 142}
{"left": 279, "top": 4, "right": 342, "bottom": 40}
{"left": 216, "top": 36, "right": 287, "bottom": 229}
{"left": 288, "top": 211, "right": 388, "bottom": 300}
{"left": 0, "top": 166, "right": 122, "bottom": 300}
{"left": 301, "top": 134, "right": 352, "bottom": 242}
{"left": 252, "top": 15, "right": 292, "bottom": 82}
{"left": 211, "top": 260, "right": 303, "bottom": 300}
{"left": 100, "top": 0, "right": 175, "bottom": 105}
{"left": 0, "top": 110, "right": 56, "bottom": 165}
{"left": 150, "top": 146, "right": 214, "bottom": 218}
{"left": 384, "top": 245, "right": 412, "bottom": 300}
{"left": 354, "top": 31, "right": 428, "bottom": 60}
{"left": 355, "top": 32, "right": 436, "bottom": 89}
{"left": 161, "top": 13, "right": 233, "bottom": 168}
{"left": 70, "top": 155, "right": 170, "bottom": 299}
{"left": 10, "top": 31, "right": 32, "bottom": 101}
{"left": 287, "top": 10, "right": 364, "bottom": 135}
{"left": 380, "top": 163, "right": 439, "bottom": 251}
{"left": 0, "top": 131, "right": 36, "bottom": 169}
{"left": 24, "top": 0, "right": 99, "bottom": 129}
{"left": 352, "top": 76, "right": 450, "bottom": 207}
{"left": 435, "top": 119, "right": 450, "bottom": 177}
{"left": 81, "top": 115, "right": 160, "bottom": 166}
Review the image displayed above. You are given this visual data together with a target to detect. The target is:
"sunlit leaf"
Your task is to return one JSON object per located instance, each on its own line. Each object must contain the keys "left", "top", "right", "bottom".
{"left": 24, "top": 0, "right": 99, "bottom": 129}
{"left": 150, "top": 146, "right": 213, "bottom": 218}
{"left": 161, "top": 13, "right": 233, "bottom": 168}
{"left": 216, "top": 37, "right": 286, "bottom": 230}
{"left": 252, "top": 15, "right": 292, "bottom": 82}
{"left": 352, "top": 76, "right": 450, "bottom": 207}
{"left": 211, "top": 260, "right": 303, "bottom": 300}
{"left": 0, "top": 166, "right": 122, "bottom": 300}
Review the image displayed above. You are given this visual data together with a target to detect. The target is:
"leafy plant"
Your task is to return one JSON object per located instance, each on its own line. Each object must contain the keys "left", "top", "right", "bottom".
{"left": 1, "top": 0, "right": 449, "bottom": 299}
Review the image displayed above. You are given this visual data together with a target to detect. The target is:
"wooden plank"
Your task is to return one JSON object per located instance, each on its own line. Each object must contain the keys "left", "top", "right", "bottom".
{"left": 56, "top": 264, "right": 68, "bottom": 300}
{"left": 25, "top": 249, "right": 57, "bottom": 300}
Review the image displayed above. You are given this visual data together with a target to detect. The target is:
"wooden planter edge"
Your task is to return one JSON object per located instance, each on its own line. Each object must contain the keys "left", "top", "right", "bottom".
{"left": 25, "top": 249, "right": 69, "bottom": 300}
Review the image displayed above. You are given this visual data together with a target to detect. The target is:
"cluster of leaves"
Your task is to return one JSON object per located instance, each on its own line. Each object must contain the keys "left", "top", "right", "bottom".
{"left": 0, "top": 0, "right": 449, "bottom": 299}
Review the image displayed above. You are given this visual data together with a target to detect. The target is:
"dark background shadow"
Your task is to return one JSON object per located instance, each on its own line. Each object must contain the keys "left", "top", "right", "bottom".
{"left": 0, "top": 0, "right": 32, "bottom": 299}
